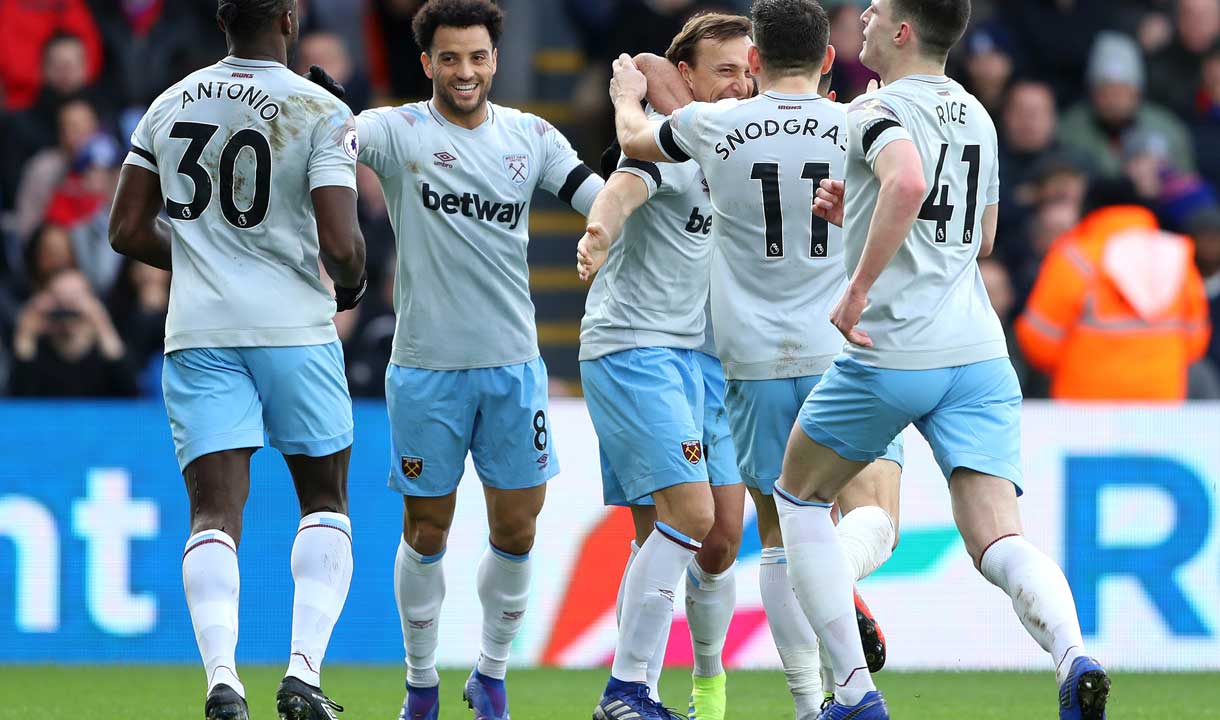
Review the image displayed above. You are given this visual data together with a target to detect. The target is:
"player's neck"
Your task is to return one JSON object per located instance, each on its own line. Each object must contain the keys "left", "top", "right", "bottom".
{"left": 880, "top": 55, "right": 946, "bottom": 85}
{"left": 758, "top": 72, "right": 820, "bottom": 97}
{"left": 227, "top": 41, "right": 287, "bottom": 67}
{"left": 431, "top": 96, "right": 489, "bottom": 130}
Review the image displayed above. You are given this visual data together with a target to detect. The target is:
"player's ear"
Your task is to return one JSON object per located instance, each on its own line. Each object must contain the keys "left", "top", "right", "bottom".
{"left": 747, "top": 45, "right": 762, "bottom": 77}
{"left": 895, "top": 21, "right": 911, "bottom": 49}
{"left": 821, "top": 44, "right": 836, "bottom": 76}
{"left": 281, "top": 9, "right": 293, "bottom": 38}
{"left": 677, "top": 61, "right": 695, "bottom": 90}
{"left": 420, "top": 51, "right": 434, "bottom": 80}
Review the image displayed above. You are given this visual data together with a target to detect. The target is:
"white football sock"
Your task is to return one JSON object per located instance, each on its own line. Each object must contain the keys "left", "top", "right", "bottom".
{"left": 979, "top": 535, "right": 1086, "bottom": 686}
{"left": 686, "top": 560, "right": 735, "bottom": 678}
{"left": 759, "top": 547, "right": 822, "bottom": 714}
{"left": 611, "top": 522, "right": 699, "bottom": 684}
{"left": 394, "top": 537, "right": 446, "bottom": 688}
{"left": 286, "top": 513, "right": 353, "bottom": 688}
{"left": 836, "top": 506, "right": 895, "bottom": 581}
{"left": 475, "top": 543, "right": 532, "bottom": 680}
{"left": 615, "top": 540, "right": 664, "bottom": 702}
{"left": 182, "top": 529, "right": 244, "bottom": 698}
{"left": 775, "top": 489, "right": 875, "bottom": 707}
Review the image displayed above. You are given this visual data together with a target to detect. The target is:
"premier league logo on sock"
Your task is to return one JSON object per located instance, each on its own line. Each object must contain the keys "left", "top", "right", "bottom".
{"left": 682, "top": 440, "right": 703, "bottom": 465}
{"left": 401, "top": 456, "right": 424, "bottom": 479}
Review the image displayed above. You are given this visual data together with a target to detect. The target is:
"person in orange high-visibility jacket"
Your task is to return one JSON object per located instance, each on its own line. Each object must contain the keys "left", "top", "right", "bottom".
{"left": 1016, "top": 204, "right": 1211, "bottom": 400}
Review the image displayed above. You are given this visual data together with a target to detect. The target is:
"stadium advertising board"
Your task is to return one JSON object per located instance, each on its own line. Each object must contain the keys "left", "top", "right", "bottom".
{"left": 0, "top": 400, "right": 1216, "bottom": 669}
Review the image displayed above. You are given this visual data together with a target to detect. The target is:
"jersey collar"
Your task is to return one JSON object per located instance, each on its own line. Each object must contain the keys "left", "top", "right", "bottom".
{"left": 426, "top": 99, "right": 496, "bottom": 132}
{"left": 761, "top": 90, "right": 826, "bottom": 102}
{"left": 220, "top": 55, "right": 285, "bottom": 69}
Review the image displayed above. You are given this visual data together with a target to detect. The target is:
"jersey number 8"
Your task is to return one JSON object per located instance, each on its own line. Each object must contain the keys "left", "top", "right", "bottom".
{"left": 166, "top": 121, "right": 272, "bottom": 229}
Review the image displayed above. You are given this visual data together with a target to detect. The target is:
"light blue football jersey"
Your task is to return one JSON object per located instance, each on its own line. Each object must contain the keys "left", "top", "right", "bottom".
{"left": 357, "top": 101, "right": 603, "bottom": 370}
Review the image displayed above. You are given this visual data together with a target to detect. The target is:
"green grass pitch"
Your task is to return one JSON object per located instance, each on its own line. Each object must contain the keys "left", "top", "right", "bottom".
{"left": 2, "top": 665, "right": 1216, "bottom": 719}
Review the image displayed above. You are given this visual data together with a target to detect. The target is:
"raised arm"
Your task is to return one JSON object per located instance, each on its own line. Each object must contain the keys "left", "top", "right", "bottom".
{"left": 109, "top": 165, "right": 172, "bottom": 271}
{"left": 610, "top": 54, "right": 670, "bottom": 162}
{"left": 634, "top": 52, "right": 694, "bottom": 115}
{"left": 576, "top": 171, "right": 652, "bottom": 281}
{"left": 830, "top": 140, "right": 926, "bottom": 346}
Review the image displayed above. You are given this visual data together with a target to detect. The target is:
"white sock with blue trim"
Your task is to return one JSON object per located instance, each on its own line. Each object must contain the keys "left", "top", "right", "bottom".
{"left": 286, "top": 512, "right": 352, "bottom": 688}
{"left": 759, "top": 547, "right": 822, "bottom": 715}
{"left": 836, "top": 506, "right": 895, "bottom": 581}
{"left": 615, "top": 540, "right": 666, "bottom": 702}
{"left": 183, "top": 529, "right": 244, "bottom": 698}
{"left": 395, "top": 537, "right": 446, "bottom": 688}
{"left": 686, "top": 560, "right": 735, "bottom": 678}
{"left": 774, "top": 487, "right": 875, "bottom": 707}
{"left": 611, "top": 522, "right": 700, "bottom": 684}
{"left": 476, "top": 542, "right": 532, "bottom": 680}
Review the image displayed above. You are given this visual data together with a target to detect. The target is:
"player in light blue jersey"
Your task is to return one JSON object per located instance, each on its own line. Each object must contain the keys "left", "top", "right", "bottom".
{"left": 576, "top": 14, "right": 753, "bottom": 720}
{"left": 774, "top": 1, "right": 1109, "bottom": 719}
{"left": 609, "top": 3, "right": 902, "bottom": 718}
{"left": 353, "top": 2, "right": 603, "bottom": 719}
{"left": 109, "top": 2, "right": 365, "bottom": 719}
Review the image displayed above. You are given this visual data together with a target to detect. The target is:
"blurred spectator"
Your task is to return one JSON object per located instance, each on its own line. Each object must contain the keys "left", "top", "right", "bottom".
{"left": 22, "top": 224, "right": 77, "bottom": 294}
{"left": 1016, "top": 196, "right": 1211, "bottom": 401}
{"left": 1001, "top": 0, "right": 1110, "bottom": 104}
{"left": 9, "top": 270, "right": 137, "bottom": 397}
{"left": 998, "top": 81, "right": 1058, "bottom": 213}
{"left": 827, "top": 3, "right": 875, "bottom": 101}
{"left": 106, "top": 259, "right": 168, "bottom": 392}
{"left": 294, "top": 31, "right": 371, "bottom": 113}
{"left": 0, "top": 0, "right": 103, "bottom": 111}
{"left": 1188, "top": 208, "right": 1220, "bottom": 368}
{"left": 1148, "top": 0, "right": 1220, "bottom": 118}
{"left": 960, "top": 25, "right": 1015, "bottom": 117}
{"left": 1191, "top": 41, "right": 1220, "bottom": 190}
{"left": 367, "top": 0, "right": 432, "bottom": 100}
{"left": 1059, "top": 32, "right": 1196, "bottom": 179}
{"left": 979, "top": 256, "right": 1043, "bottom": 396}
{"left": 1121, "top": 128, "right": 1218, "bottom": 232}
{"left": 1011, "top": 195, "right": 1083, "bottom": 301}
{"left": 9, "top": 99, "right": 101, "bottom": 244}
{"left": 0, "top": 33, "right": 105, "bottom": 211}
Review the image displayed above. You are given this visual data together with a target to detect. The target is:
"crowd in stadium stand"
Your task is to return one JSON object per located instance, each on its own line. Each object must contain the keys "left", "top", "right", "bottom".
{"left": 1, "top": 0, "right": 1218, "bottom": 401}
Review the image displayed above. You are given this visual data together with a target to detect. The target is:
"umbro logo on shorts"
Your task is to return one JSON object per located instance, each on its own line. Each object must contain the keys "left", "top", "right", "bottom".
{"left": 401, "top": 456, "right": 424, "bottom": 479}
{"left": 682, "top": 440, "right": 703, "bottom": 465}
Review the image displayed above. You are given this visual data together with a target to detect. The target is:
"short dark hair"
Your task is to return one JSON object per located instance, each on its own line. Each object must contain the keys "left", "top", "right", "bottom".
{"left": 216, "top": 0, "right": 293, "bottom": 42}
{"left": 750, "top": 0, "right": 830, "bottom": 77}
{"left": 891, "top": 0, "right": 971, "bottom": 60}
{"left": 412, "top": 0, "right": 504, "bottom": 54}
{"left": 665, "top": 13, "right": 752, "bottom": 67}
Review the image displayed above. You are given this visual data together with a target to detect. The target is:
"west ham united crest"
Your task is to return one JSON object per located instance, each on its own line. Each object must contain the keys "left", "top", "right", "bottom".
{"left": 401, "top": 456, "right": 424, "bottom": 479}
{"left": 504, "top": 154, "right": 529, "bottom": 185}
{"left": 682, "top": 440, "right": 703, "bottom": 465}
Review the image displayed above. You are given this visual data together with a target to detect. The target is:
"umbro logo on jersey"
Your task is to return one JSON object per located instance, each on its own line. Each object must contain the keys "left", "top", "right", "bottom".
{"left": 433, "top": 151, "right": 457, "bottom": 169}
{"left": 421, "top": 183, "right": 526, "bottom": 229}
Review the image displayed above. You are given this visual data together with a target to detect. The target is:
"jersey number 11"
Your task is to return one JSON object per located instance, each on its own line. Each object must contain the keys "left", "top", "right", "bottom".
{"left": 751, "top": 161, "right": 831, "bottom": 260}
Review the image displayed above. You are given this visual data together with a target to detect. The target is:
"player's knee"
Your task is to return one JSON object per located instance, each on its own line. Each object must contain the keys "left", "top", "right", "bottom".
{"left": 488, "top": 515, "right": 537, "bottom": 556}
{"left": 405, "top": 519, "right": 450, "bottom": 557}
{"left": 664, "top": 501, "right": 715, "bottom": 542}
{"left": 697, "top": 533, "right": 739, "bottom": 574}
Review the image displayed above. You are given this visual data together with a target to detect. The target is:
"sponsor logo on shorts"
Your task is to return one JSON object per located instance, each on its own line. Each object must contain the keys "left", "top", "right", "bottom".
{"left": 401, "top": 456, "right": 424, "bottom": 479}
{"left": 682, "top": 440, "right": 703, "bottom": 465}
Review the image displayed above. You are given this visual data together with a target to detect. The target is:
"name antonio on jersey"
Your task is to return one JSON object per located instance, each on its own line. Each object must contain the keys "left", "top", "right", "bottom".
{"left": 179, "top": 78, "right": 281, "bottom": 121}
{"left": 713, "top": 115, "right": 846, "bottom": 160}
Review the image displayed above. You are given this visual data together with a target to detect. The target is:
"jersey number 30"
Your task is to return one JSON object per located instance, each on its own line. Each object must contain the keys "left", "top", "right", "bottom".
{"left": 166, "top": 121, "right": 272, "bottom": 229}
{"left": 751, "top": 161, "right": 830, "bottom": 259}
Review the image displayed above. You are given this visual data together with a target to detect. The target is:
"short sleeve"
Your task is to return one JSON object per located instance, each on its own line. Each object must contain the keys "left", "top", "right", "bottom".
{"left": 848, "top": 95, "right": 912, "bottom": 169}
{"left": 123, "top": 108, "right": 158, "bottom": 173}
{"left": 654, "top": 103, "right": 703, "bottom": 163}
{"left": 308, "top": 99, "right": 358, "bottom": 191}
{"left": 356, "top": 106, "right": 415, "bottom": 178}
{"left": 535, "top": 116, "right": 602, "bottom": 214}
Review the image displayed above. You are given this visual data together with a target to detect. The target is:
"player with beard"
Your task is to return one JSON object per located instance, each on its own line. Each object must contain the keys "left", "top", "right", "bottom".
{"left": 353, "top": 2, "right": 603, "bottom": 719}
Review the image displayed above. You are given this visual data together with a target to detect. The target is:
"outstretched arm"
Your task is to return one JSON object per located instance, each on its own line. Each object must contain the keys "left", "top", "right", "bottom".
{"left": 109, "top": 165, "right": 172, "bottom": 271}
{"left": 610, "top": 54, "right": 670, "bottom": 162}
{"left": 576, "top": 171, "right": 652, "bottom": 281}
{"left": 312, "top": 185, "right": 367, "bottom": 310}
{"left": 830, "top": 140, "right": 926, "bottom": 346}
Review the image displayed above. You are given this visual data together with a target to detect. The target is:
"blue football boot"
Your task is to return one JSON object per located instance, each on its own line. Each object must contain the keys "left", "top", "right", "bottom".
{"left": 817, "top": 690, "right": 889, "bottom": 720}
{"left": 464, "top": 668, "right": 511, "bottom": 720}
{"left": 594, "top": 678, "right": 667, "bottom": 720}
{"left": 399, "top": 682, "right": 439, "bottom": 720}
{"left": 1059, "top": 656, "right": 1110, "bottom": 720}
